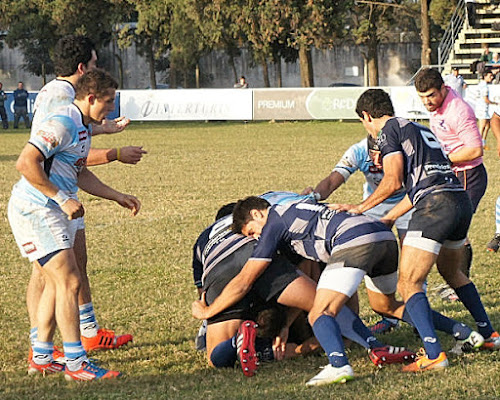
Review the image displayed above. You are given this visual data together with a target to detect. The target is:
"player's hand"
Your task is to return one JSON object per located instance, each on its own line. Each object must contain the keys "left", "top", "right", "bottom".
{"left": 116, "top": 193, "right": 141, "bottom": 216}
{"left": 380, "top": 218, "right": 395, "bottom": 228}
{"left": 272, "top": 327, "right": 289, "bottom": 361}
{"left": 301, "top": 186, "right": 314, "bottom": 195}
{"left": 329, "top": 203, "right": 362, "bottom": 214}
{"left": 101, "top": 116, "right": 131, "bottom": 134}
{"left": 61, "top": 198, "right": 85, "bottom": 220}
{"left": 192, "top": 293, "right": 208, "bottom": 320}
{"left": 118, "top": 146, "right": 147, "bottom": 164}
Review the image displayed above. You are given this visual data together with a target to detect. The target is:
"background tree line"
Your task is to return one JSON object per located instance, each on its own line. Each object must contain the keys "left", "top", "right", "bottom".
{"left": 0, "top": 0, "right": 458, "bottom": 88}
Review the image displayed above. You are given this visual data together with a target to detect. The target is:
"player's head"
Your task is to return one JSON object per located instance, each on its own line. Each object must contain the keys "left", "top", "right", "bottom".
{"left": 75, "top": 69, "right": 118, "bottom": 123}
{"left": 482, "top": 69, "right": 495, "bottom": 83}
{"left": 255, "top": 305, "right": 287, "bottom": 339}
{"left": 0, "top": 82, "right": 2, "bottom": 89}
{"left": 17, "top": 81, "right": 24, "bottom": 89}
{"left": 53, "top": 35, "right": 97, "bottom": 77}
{"left": 356, "top": 89, "right": 394, "bottom": 136}
{"left": 414, "top": 68, "right": 447, "bottom": 112}
{"left": 215, "top": 202, "right": 236, "bottom": 221}
{"left": 452, "top": 67, "right": 459, "bottom": 76}
{"left": 232, "top": 196, "right": 270, "bottom": 239}
{"left": 367, "top": 134, "right": 382, "bottom": 169}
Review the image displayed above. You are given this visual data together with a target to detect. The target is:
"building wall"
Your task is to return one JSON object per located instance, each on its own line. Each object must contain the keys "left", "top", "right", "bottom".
{"left": 0, "top": 41, "right": 421, "bottom": 91}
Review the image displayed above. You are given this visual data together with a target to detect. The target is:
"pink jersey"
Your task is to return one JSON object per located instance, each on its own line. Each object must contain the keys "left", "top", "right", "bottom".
{"left": 430, "top": 87, "right": 483, "bottom": 171}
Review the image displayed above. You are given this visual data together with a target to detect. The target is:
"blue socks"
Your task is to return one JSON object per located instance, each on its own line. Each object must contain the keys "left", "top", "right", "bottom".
{"left": 312, "top": 315, "right": 349, "bottom": 367}
{"left": 455, "top": 282, "right": 495, "bottom": 338}
{"left": 336, "top": 307, "right": 384, "bottom": 349}
{"left": 210, "top": 337, "right": 237, "bottom": 368}
{"left": 405, "top": 292, "right": 442, "bottom": 359}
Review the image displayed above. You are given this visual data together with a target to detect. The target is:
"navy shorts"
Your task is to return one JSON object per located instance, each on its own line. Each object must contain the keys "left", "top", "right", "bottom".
{"left": 406, "top": 191, "right": 472, "bottom": 246}
{"left": 204, "top": 242, "right": 300, "bottom": 325}
{"left": 455, "top": 164, "right": 487, "bottom": 213}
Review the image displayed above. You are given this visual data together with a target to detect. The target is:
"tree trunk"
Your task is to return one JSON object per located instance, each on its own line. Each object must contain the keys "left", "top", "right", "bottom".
{"left": 114, "top": 54, "right": 124, "bottom": 89}
{"left": 299, "top": 46, "right": 314, "bottom": 87}
{"left": 147, "top": 40, "right": 156, "bottom": 89}
{"left": 229, "top": 55, "right": 238, "bottom": 84}
{"left": 195, "top": 63, "right": 200, "bottom": 88}
{"left": 262, "top": 59, "right": 270, "bottom": 87}
{"left": 421, "top": 0, "right": 431, "bottom": 66}
{"left": 42, "top": 62, "right": 47, "bottom": 86}
{"left": 275, "top": 57, "right": 282, "bottom": 88}
{"left": 367, "top": 36, "right": 379, "bottom": 86}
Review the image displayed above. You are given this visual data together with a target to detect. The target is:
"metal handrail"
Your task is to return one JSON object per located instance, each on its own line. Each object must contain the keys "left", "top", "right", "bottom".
{"left": 437, "top": 0, "right": 466, "bottom": 67}
{"left": 406, "top": 64, "right": 443, "bottom": 86}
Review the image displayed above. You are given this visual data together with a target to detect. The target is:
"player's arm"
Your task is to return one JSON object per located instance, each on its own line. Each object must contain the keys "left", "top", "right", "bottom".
{"left": 448, "top": 107, "right": 483, "bottom": 164}
{"left": 491, "top": 112, "right": 500, "bottom": 157}
{"left": 15, "top": 143, "right": 84, "bottom": 219}
{"left": 86, "top": 146, "right": 147, "bottom": 166}
{"left": 77, "top": 166, "right": 140, "bottom": 215}
{"left": 380, "top": 194, "right": 413, "bottom": 228}
{"left": 191, "top": 259, "right": 270, "bottom": 320}
{"left": 91, "top": 116, "right": 131, "bottom": 136}
{"left": 302, "top": 171, "right": 345, "bottom": 200}
{"left": 331, "top": 153, "right": 404, "bottom": 213}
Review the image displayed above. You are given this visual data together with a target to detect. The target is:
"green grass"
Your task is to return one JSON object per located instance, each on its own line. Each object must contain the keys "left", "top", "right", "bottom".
{"left": 1, "top": 121, "right": 500, "bottom": 399}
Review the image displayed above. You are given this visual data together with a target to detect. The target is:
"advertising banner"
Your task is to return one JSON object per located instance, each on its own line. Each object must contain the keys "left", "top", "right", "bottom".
{"left": 120, "top": 89, "right": 253, "bottom": 121}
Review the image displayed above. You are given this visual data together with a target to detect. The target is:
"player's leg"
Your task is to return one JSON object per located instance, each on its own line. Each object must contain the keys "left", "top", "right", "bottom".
{"left": 206, "top": 319, "right": 243, "bottom": 367}
{"left": 26, "top": 263, "right": 45, "bottom": 352}
{"left": 486, "top": 195, "right": 500, "bottom": 252}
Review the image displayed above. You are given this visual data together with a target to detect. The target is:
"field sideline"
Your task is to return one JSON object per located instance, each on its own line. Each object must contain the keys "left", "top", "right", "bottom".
{"left": 1, "top": 121, "right": 499, "bottom": 399}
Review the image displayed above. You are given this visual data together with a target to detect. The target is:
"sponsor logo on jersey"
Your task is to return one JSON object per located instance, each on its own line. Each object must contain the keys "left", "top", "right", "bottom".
{"left": 37, "top": 130, "right": 59, "bottom": 149}
{"left": 22, "top": 242, "right": 37, "bottom": 254}
{"left": 424, "top": 163, "right": 452, "bottom": 175}
{"left": 78, "top": 130, "right": 88, "bottom": 141}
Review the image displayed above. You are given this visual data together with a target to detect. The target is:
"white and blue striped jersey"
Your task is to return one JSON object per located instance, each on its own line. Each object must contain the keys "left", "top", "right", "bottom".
{"left": 333, "top": 139, "right": 406, "bottom": 204}
{"left": 378, "top": 117, "right": 463, "bottom": 205}
{"left": 250, "top": 202, "right": 395, "bottom": 264}
{"left": 192, "top": 191, "right": 317, "bottom": 288}
{"left": 32, "top": 79, "right": 76, "bottom": 133}
{"left": 11, "top": 103, "right": 91, "bottom": 207}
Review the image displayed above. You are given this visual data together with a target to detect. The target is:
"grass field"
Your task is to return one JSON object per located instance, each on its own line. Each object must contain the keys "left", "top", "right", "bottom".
{"left": 1, "top": 120, "right": 500, "bottom": 399}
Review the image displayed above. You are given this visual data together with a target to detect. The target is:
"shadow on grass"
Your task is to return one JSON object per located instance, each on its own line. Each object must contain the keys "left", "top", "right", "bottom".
{"left": 0, "top": 155, "right": 18, "bottom": 162}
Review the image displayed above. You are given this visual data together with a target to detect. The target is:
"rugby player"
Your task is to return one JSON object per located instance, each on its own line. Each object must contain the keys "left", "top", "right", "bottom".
{"left": 192, "top": 193, "right": 416, "bottom": 378}
{"left": 487, "top": 110, "right": 500, "bottom": 252}
{"left": 26, "top": 35, "right": 145, "bottom": 361}
{"left": 415, "top": 68, "right": 486, "bottom": 298}
{"left": 8, "top": 69, "right": 139, "bottom": 380}
{"left": 333, "top": 88, "right": 500, "bottom": 372}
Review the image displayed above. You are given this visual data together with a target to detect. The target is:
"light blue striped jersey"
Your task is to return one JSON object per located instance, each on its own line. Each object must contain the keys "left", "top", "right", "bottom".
{"left": 32, "top": 79, "right": 76, "bottom": 133}
{"left": 333, "top": 138, "right": 406, "bottom": 203}
{"left": 12, "top": 103, "right": 91, "bottom": 207}
{"left": 250, "top": 202, "right": 395, "bottom": 264}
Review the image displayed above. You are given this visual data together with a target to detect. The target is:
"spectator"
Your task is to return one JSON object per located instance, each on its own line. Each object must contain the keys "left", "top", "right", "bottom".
{"left": 0, "top": 82, "right": 8, "bottom": 129}
{"left": 466, "top": 0, "right": 477, "bottom": 29}
{"left": 480, "top": 44, "right": 493, "bottom": 63}
{"left": 444, "top": 67, "right": 467, "bottom": 97}
{"left": 476, "top": 70, "right": 498, "bottom": 148}
{"left": 491, "top": 53, "right": 500, "bottom": 83}
{"left": 13, "top": 81, "right": 30, "bottom": 129}
{"left": 234, "top": 76, "right": 249, "bottom": 88}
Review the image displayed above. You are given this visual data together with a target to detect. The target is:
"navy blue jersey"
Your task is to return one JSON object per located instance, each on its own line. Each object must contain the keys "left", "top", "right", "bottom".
{"left": 250, "top": 202, "right": 395, "bottom": 264}
{"left": 377, "top": 118, "right": 463, "bottom": 204}
{"left": 192, "top": 215, "right": 253, "bottom": 288}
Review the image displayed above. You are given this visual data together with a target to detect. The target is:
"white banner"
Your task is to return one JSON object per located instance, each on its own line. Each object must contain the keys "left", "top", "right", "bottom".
{"left": 120, "top": 89, "right": 253, "bottom": 121}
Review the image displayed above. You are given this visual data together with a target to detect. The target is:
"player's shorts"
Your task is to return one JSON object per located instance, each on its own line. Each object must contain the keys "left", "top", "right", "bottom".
{"left": 455, "top": 163, "right": 487, "bottom": 213}
{"left": 403, "top": 190, "right": 472, "bottom": 255}
{"left": 317, "top": 240, "right": 399, "bottom": 297}
{"left": 364, "top": 201, "right": 414, "bottom": 234}
{"left": 204, "top": 243, "right": 300, "bottom": 325}
{"left": 8, "top": 195, "right": 78, "bottom": 262}
{"left": 475, "top": 107, "right": 490, "bottom": 120}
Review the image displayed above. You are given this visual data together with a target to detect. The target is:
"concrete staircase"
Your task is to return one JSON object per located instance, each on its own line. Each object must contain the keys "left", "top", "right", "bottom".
{"left": 443, "top": 0, "right": 500, "bottom": 83}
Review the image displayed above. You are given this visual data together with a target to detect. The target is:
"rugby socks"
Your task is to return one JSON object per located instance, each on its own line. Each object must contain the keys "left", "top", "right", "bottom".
{"left": 30, "top": 327, "right": 38, "bottom": 347}
{"left": 63, "top": 342, "right": 88, "bottom": 372}
{"left": 336, "top": 306, "right": 384, "bottom": 349}
{"left": 210, "top": 337, "right": 237, "bottom": 368}
{"left": 32, "top": 341, "right": 54, "bottom": 365}
{"left": 79, "top": 302, "right": 99, "bottom": 338}
{"left": 312, "top": 315, "right": 349, "bottom": 368}
{"left": 454, "top": 282, "right": 495, "bottom": 338}
{"left": 405, "top": 292, "right": 442, "bottom": 360}
{"left": 402, "top": 308, "right": 472, "bottom": 340}
{"left": 496, "top": 196, "right": 500, "bottom": 234}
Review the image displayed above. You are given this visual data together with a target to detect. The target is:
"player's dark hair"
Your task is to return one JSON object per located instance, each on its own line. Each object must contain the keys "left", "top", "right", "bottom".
{"left": 74, "top": 69, "right": 118, "bottom": 100}
{"left": 256, "top": 305, "right": 287, "bottom": 339}
{"left": 53, "top": 35, "right": 96, "bottom": 77}
{"left": 482, "top": 69, "right": 493, "bottom": 79}
{"left": 355, "top": 89, "right": 394, "bottom": 119}
{"left": 414, "top": 68, "right": 444, "bottom": 92}
{"left": 232, "top": 196, "right": 270, "bottom": 233}
{"left": 215, "top": 202, "right": 236, "bottom": 221}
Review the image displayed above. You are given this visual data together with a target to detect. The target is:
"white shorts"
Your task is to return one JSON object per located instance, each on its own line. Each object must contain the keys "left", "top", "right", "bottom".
{"left": 317, "top": 266, "right": 397, "bottom": 297}
{"left": 365, "top": 201, "right": 414, "bottom": 236}
{"left": 8, "top": 196, "right": 78, "bottom": 262}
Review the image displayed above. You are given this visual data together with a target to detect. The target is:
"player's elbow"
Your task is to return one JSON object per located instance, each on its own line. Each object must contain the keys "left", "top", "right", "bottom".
{"left": 15, "top": 155, "right": 30, "bottom": 175}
